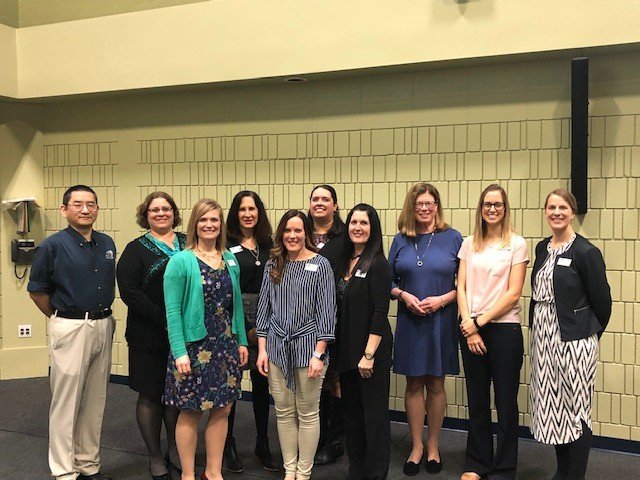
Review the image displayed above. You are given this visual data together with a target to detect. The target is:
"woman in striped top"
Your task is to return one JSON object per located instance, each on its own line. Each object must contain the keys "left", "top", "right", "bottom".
{"left": 256, "top": 209, "right": 336, "bottom": 480}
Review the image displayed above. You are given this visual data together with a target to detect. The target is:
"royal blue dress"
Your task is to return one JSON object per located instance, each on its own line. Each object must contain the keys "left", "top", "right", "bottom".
{"left": 389, "top": 228, "right": 462, "bottom": 377}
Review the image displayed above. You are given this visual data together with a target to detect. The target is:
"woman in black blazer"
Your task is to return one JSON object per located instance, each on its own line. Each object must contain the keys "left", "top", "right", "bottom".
{"left": 307, "top": 184, "right": 347, "bottom": 465}
{"left": 337, "top": 204, "right": 393, "bottom": 480}
{"left": 529, "top": 189, "right": 611, "bottom": 480}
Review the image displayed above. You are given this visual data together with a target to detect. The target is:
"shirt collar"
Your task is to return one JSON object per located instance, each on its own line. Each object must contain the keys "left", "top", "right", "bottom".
{"left": 65, "top": 225, "right": 96, "bottom": 245}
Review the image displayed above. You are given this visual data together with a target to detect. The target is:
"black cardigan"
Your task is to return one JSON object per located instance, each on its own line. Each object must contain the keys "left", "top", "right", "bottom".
{"left": 117, "top": 233, "right": 186, "bottom": 351}
{"left": 529, "top": 234, "right": 612, "bottom": 341}
{"left": 337, "top": 255, "right": 393, "bottom": 372}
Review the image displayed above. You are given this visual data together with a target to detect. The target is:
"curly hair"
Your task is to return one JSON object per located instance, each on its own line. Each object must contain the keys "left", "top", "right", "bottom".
{"left": 136, "top": 191, "right": 181, "bottom": 230}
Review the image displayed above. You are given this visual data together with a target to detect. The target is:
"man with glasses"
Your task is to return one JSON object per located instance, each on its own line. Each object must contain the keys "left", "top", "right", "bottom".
{"left": 28, "top": 185, "right": 116, "bottom": 480}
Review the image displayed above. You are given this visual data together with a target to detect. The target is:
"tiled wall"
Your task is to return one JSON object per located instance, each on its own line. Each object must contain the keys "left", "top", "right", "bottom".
{"left": 37, "top": 54, "right": 640, "bottom": 441}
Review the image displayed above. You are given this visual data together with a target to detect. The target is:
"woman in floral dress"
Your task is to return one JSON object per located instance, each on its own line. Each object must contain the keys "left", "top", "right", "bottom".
{"left": 163, "top": 199, "right": 248, "bottom": 480}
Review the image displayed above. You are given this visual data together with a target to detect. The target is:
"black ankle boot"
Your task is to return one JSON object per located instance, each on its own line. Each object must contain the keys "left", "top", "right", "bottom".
{"left": 313, "top": 438, "right": 345, "bottom": 466}
{"left": 224, "top": 437, "right": 244, "bottom": 473}
{"left": 254, "top": 437, "right": 280, "bottom": 472}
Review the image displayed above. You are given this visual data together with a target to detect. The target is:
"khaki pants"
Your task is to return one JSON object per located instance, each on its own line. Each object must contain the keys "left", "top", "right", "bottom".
{"left": 268, "top": 362, "right": 326, "bottom": 480}
{"left": 48, "top": 314, "right": 114, "bottom": 480}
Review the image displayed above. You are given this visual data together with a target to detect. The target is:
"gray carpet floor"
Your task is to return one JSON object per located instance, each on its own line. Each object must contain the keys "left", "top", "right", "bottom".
{"left": 0, "top": 377, "right": 638, "bottom": 480}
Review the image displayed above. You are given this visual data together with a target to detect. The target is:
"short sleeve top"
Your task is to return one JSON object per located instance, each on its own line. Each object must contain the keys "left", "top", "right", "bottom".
{"left": 458, "top": 233, "right": 529, "bottom": 323}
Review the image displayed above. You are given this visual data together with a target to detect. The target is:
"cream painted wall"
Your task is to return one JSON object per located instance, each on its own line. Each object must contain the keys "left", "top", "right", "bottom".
{"left": 5, "top": 49, "right": 632, "bottom": 440}
{"left": 13, "top": 0, "right": 640, "bottom": 98}
{"left": 0, "top": 102, "right": 46, "bottom": 379}
{"left": 0, "top": 22, "right": 17, "bottom": 97}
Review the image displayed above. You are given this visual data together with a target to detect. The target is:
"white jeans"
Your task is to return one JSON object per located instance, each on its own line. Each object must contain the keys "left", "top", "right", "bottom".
{"left": 268, "top": 362, "right": 326, "bottom": 480}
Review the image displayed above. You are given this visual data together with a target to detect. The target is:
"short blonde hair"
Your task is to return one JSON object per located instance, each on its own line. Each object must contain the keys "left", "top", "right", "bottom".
{"left": 397, "top": 182, "right": 448, "bottom": 237}
{"left": 185, "top": 199, "right": 226, "bottom": 252}
{"left": 472, "top": 184, "right": 514, "bottom": 252}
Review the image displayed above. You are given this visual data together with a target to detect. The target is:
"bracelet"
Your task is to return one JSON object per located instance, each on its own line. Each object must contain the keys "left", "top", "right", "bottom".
{"left": 472, "top": 316, "right": 482, "bottom": 331}
{"left": 440, "top": 296, "right": 446, "bottom": 309}
{"left": 397, "top": 289, "right": 405, "bottom": 301}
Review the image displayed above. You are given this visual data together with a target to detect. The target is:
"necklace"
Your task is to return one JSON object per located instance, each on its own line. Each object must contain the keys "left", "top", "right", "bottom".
{"left": 196, "top": 249, "right": 220, "bottom": 260}
{"left": 351, "top": 252, "right": 362, "bottom": 260}
{"left": 242, "top": 237, "right": 261, "bottom": 266}
{"left": 414, "top": 232, "right": 434, "bottom": 267}
{"left": 249, "top": 244, "right": 261, "bottom": 266}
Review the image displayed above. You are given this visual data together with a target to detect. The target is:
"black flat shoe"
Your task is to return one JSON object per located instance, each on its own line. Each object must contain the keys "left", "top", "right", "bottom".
{"left": 425, "top": 457, "right": 442, "bottom": 474}
{"left": 403, "top": 459, "right": 421, "bottom": 476}
{"left": 151, "top": 474, "right": 169, "bottom": 480}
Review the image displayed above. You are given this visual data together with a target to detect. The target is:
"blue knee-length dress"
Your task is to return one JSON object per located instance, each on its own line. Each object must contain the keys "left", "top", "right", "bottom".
{"left": 389, "top": 228, "right": 462, "bottom": 377}
{"left": 164, "top": 260, "right": 242, "bottom": 411}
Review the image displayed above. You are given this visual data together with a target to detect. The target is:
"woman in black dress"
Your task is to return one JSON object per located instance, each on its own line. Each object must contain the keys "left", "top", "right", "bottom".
{"left": 307, "top": 184, "right": 346, "bottom": 465}
{"left": 337, "top": 204, "right": 393, "bottom": 480}
{"left": 223, "top": 191, "right": 279, "bottom": 473}
{"left": 117, "top": 191, "right": 185, "bottom": 480}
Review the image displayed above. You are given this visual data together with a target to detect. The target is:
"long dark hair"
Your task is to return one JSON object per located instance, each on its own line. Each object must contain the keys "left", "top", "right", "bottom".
{"left": 269, "top": 210, "right": 317, "bottom": 284}
{"left": 307, "top": 184, "right": 345, "bottom": 239}
{"left": 226, "top": 190, "right": 273, "bottom": 247}
{"left": 338, "top": 204, "right": 385, "bottom": 278}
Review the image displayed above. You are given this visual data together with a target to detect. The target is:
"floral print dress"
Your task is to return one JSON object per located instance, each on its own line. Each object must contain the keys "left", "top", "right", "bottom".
{"left": 164, "top": 259, "right": 242, "bottom": 411}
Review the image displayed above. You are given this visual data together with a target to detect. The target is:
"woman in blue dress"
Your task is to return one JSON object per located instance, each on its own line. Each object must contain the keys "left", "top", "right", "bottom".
{"left": 389, "top": 183, "right": 462, "bottom": 476}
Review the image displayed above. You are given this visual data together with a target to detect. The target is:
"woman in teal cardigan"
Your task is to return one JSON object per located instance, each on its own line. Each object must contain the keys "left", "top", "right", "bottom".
{"left": 163, "top": 198, "right": 248, "bottom": 480}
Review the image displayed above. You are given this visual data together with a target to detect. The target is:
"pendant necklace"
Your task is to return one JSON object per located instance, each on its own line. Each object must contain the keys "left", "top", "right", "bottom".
{"left": 249, "top": 244, "right": 261, "bottom": 266}
{"left": 242, "top": 238, "right": 261, "bottom": 266}
{"left": 414, "top": 232, "right": 434, "bottom": 267}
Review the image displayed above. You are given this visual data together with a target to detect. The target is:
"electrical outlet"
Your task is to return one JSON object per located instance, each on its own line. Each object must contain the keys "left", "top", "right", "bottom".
{"left": 18, "top": 324, "right": 32, "bottom": 338}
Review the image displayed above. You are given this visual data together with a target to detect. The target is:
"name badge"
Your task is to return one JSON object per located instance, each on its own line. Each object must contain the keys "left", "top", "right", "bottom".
{"left": 226, "top": 259, "right": 237, "bottom": 267}
{"left": 355, "top": 269, "right": 367, "bottom": 278}
{"left": 557, "top": 257, "right": 572, "bottom": 267}
{"left": 305, "top": 263, "right": 319, "bottom": 272}
{"left": 229, "top": 245, "right": 243, "bottom": 254}
{"left": 316, "top": 242, "right": 325, "bottom": 249}
{"left": 105, "top": 250, "right": 114, "bottom": 260}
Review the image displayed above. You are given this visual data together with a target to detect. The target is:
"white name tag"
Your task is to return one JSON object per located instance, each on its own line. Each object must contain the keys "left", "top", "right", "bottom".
{"left": 557, "top": 257, "right": 572, "bottom": 267}
{"left": 316, "top": 242, "right": 325, "bottom": 249}
{"left": 355, "top": 269, "right": 367, "bottom": 278}
{"left": 305, "top": 263, "right": 319, "bottom": 272}
{"left": 226, "top": 259, "right": 237, "bottom": 267}
{"left": 229, "top": 245, "right": 243, "bottom": 254}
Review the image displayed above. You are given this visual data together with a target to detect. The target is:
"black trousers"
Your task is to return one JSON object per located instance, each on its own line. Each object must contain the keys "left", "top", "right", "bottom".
{"left": 227, "top": 368, "right": 271, "bottom": 441}
{"left": 339, "top": 362, "right": 391, "bottom": 480}
{"left": 553, "top": 421, "right": 592, "bottom": 480}
{"left": 460, "top": 323, "right": 524, "bottom": 480}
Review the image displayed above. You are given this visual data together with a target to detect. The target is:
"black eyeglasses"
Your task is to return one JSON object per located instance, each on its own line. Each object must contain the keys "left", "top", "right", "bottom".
{"left": 482, "top": 202, "right": 504, "bottom": 211}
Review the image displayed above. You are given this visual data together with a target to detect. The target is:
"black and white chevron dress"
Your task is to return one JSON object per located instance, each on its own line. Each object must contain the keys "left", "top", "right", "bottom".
{"left": 530, "top": 237, "right": 598, "bottom": 445}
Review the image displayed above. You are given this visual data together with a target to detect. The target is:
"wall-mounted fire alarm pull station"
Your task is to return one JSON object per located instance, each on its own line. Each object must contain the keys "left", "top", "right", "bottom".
{"left": 12, "top": 239, "right": 38, "bottom": 265}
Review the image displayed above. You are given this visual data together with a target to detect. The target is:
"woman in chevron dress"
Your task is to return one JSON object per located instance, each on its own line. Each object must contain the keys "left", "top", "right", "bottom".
{"left": 529, "top": 189, "right": 611, "bottom": 480}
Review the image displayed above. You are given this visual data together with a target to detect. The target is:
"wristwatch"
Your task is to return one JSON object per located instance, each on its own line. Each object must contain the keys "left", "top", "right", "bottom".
{"left": 312, "top": 351, "right": 327, "bottom": 361}
{"left": 364, "top": 352, "right": 375, "bottom": 361}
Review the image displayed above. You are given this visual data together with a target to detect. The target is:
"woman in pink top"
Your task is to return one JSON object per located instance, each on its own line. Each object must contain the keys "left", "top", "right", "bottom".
{"left": 457, "top": 184, "right": 529, "bottom": 480}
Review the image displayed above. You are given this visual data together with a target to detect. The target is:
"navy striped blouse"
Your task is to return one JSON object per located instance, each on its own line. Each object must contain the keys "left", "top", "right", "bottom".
{"left": 256, "top": 254, "right": 336, "bottom": 391}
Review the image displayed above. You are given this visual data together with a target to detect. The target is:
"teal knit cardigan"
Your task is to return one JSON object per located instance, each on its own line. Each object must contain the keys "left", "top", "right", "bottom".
{"left": 164, "top": 249, "right": 248, "bottom": 358}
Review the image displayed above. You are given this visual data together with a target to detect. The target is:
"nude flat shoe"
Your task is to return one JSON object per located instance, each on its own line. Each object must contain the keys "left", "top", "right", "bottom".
{"left": 461, "top": 473, "right": 482, "bottom": 480}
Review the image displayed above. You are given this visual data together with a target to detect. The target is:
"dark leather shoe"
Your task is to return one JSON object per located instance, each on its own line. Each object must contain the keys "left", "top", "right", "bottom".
{"left": 313, "top": 439, "right": 344, "bottom": 466}
{"left": 223, "top": 437, "right": 244, "bottom": 473}
{"left": 151, "top": 474, "right": 169, "bottom": 480}
{"left": 403, "top": 459, "right": 421, "bottom": 476}
{"left": 78, "top": 473, "right": 113, "bottom": 480}
{"left": 254, "top": 438, "right": 280, "bottom": 472}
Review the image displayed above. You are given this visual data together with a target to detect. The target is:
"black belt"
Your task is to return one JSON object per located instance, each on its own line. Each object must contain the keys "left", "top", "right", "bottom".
{"left": 56, "top": 308, "right": 112, "bottom": 320}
